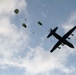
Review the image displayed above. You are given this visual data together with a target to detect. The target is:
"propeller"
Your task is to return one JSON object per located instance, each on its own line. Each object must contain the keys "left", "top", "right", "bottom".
{"left": 68, "top": 37, "right": 71, "bottom": 39}
{"left": 61, "top": 43, "right": 64, "bottom": 46}
{"left": 71, "top": 34, "right": 74, "bottom": 36}
{"left": 58, "top": 47, "right": 61, "bottom": 49}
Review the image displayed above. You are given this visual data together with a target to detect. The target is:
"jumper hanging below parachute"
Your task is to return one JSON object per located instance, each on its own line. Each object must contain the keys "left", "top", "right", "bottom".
{"left": 38, "top": 21, "right": 50, "bottom": 31}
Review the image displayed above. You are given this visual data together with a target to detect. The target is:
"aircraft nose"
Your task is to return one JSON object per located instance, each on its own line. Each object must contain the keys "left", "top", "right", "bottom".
{"left": 71, "top": 44, "right": 74, "bottom": 48}
{"left": 72, "top": 45, "right": 74, "bottom": 48}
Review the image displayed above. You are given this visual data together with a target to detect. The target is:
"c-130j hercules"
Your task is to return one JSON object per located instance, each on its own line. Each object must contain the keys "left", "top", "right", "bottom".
{"left": 47, "top": 26, "right": 76, "bottom": 53}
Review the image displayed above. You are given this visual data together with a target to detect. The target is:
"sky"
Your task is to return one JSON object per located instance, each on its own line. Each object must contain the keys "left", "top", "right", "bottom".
{"left": 0, "top": 0, "right": 76, "bottom": 75}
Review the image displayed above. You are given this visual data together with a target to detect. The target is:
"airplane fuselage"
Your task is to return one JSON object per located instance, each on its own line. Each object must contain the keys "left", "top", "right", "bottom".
{"left": 52, "top": 32, "right": 74, "bottom": 48}
{"left": 47, "top": 26, "right": 76, "bottom": 52}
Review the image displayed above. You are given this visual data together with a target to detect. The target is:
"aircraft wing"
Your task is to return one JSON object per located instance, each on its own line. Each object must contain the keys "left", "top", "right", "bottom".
{"left": 50, "top": 41, "right": 61, "bottom": 53}
{"left": 47, "top": 32, "right": 52, "bottom": 38}
{"left": 63, "top": 26, "right": 76, "bottom": 39}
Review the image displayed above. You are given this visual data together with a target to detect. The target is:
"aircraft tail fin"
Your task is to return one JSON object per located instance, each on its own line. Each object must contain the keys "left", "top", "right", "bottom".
{"left": 47, "top": 27, "right": 58, "bottom": 38}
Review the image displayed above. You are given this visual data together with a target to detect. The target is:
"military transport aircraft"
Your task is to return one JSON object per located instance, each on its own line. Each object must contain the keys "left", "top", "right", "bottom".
{"left": 47, "top": 26, "right": 76, "bottom": 53}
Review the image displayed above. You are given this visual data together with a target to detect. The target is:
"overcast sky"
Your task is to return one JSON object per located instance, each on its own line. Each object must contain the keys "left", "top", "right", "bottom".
{"left": 0, "top": 0, "right": 76, "bottom": 75}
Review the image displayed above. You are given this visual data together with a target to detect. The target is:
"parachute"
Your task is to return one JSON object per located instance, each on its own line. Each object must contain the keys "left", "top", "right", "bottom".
{"left": 14, "top": 9, "right": 19, "bottom": 14}
{"left": 38, "top": 21, "right": 42, "bottom": 26}
{"left": 22, "top": 23, "right": 34, "bottom": 34}
{"left": 38, "top": 21, "right": 50, "bottom": 31}
{"left": 22, "top": 23, "right": 27, "bottom": 28}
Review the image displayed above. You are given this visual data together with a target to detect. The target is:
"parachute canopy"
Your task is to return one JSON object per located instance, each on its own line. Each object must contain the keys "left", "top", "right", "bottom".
{"left": 22, "top": 23, "right": 35, "bottom": 34}
{"left": 38, "top": 21, "right": 42, "bottom": 26}
{"left": 14, "top": 9, "right": 19, "bottom": 14}
{"left": 22, "top": 23, "right": 27, "bottom": 28}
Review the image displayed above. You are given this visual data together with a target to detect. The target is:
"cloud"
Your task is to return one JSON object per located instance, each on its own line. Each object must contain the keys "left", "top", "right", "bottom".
{"left": 4, "top": 44, "right": 73, "bottom": 75}
{"left": 0, "top": 0, "right": 76, "bottom": 75}
{"left": 0, "top": 0, "right": 27, "bottom": 17}
{"left": 61, "top": 12, "right": 76, "bottom": 31}
{"left": 61, "top": 12, "right": 76, "bottom": 43}
{"left": 0, "top": 0, "right": 29, "bottom": 69}
{"left": 22, "top": 46, "right": 76, "bottom": 75}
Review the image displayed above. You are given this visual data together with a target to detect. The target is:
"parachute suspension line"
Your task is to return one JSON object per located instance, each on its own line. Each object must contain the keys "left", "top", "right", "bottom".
{"left": 38, "top": 21, "right": 50, "bottom": 32}
{"left": 42, "top": 26, "right": 50, "bottom": 32}
{"left": 22, "top": 23, "right": 34, "bottom": 34}
{"left": 29, "top": 29, "right": 34, "bottom": 34}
